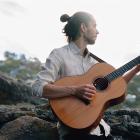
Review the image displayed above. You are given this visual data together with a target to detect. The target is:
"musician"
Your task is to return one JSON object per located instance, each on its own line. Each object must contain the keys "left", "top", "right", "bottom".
{"left": 32, "top": 11, "right": 140, "bottom": 140}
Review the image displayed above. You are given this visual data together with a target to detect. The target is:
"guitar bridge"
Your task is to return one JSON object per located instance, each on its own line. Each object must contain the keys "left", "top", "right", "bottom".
{"left": 80, "top": 98, "right": 90, "bottom": 105}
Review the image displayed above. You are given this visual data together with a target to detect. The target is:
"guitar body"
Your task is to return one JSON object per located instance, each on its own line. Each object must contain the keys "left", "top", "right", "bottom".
{"left": 50, "top": 63, "right": 127, "bottom": 130}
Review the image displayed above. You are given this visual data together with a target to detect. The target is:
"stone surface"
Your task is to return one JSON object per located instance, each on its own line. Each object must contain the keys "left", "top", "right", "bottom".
{"left": 0, "top": 115, "right": 59, "bottom": 140}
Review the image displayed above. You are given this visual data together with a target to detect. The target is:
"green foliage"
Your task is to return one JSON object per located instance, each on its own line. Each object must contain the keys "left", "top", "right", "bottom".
{"left": 0, "top": 59, "right": 20, "bottom": 73}
{"left": 111, "top": 75, "right": 140, "bottom": 109}
{"left": 0, "top": 51, "right": 42, "bottom": 80}
{"left": 4, "top": 51, "right": 17, "bottom": 60}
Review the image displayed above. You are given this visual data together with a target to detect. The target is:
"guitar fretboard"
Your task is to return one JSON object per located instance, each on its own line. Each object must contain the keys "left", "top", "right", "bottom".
{"left": 105, "top": 56, "right": 140, "bottom": 82}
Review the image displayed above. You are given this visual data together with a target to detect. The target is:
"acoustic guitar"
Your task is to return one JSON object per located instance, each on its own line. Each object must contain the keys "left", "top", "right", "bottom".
{"left": 50, "top": 56, "right": 140, "bottom": 130}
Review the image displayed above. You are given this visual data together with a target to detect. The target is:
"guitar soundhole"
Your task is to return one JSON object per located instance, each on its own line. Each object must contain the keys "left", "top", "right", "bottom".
{"left": 93, "top": 77, "right": 109, "bottom": 91}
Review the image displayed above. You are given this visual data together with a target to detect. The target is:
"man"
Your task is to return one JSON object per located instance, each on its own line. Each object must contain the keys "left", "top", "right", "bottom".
{"left": 32, "top": 11, "right": 140, "bottom": 140}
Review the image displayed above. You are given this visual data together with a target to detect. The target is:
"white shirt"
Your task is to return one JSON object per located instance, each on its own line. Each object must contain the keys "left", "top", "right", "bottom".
{"left": 32, "top": 42, "right": 110, "bottom": 139}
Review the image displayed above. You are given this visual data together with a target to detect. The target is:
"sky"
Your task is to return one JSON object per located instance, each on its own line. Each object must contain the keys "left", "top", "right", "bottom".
{"left": 0, "top": 0, "right": 140, "bottom": 68}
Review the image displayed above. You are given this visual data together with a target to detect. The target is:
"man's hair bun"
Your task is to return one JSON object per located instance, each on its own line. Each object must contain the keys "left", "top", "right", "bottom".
{"left": 60, "top": 14, "right": 70, "bottom": 22}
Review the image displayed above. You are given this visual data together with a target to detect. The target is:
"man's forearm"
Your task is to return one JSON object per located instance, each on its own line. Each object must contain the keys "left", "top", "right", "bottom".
{"left": 123, "top": 66, "right": 139, "bottom": 83}
{"left": 42, "top": 84, "right": 75, "bottom": 99}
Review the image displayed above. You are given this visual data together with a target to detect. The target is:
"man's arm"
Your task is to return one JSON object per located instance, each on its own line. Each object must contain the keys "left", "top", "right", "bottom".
{"left": 123, "top": 65, "right": 140, "bottom": 83}
{"left": 42, "top": 83, "right": 96, "bottom": 101}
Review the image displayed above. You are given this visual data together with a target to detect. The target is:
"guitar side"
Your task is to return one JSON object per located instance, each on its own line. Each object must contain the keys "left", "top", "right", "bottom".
{"left": 50, "top": 63, "right": 127, "bottom": 129}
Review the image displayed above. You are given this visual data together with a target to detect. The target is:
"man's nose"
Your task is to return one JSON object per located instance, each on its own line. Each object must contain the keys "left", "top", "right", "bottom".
{"left": 96, "top": 29, "right": 99, "bottom": 34}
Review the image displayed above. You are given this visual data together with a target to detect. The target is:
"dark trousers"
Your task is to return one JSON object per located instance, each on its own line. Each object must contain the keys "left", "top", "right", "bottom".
{"left": 63, "top": 133, "right": 114, "bottom": 140}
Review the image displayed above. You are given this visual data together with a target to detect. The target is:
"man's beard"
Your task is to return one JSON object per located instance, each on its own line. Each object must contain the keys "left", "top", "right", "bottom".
{"left": 84, "top": 35, "right": 96, "bottom": 45}
{"left": 87, "top": 39, "right": 95, "bottom": 44}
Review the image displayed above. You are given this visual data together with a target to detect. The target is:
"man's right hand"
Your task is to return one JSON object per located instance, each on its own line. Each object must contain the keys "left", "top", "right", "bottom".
{"left": 73, "top": 84, "right": 96, "bottom": 101}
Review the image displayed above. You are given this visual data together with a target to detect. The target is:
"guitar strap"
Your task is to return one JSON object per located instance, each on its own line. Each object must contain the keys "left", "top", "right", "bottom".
{"left": 89, "top": 52, "right": 106, "bottom": 63}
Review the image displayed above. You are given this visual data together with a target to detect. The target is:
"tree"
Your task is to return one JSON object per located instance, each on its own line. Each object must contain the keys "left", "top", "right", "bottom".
{"left": 4, "top": 51, "right": 17, "bottom": 60}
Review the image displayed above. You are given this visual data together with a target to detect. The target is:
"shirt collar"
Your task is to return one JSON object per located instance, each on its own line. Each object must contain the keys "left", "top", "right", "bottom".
{"left": 69, "top": 41, "right": 90, "bottom": 57}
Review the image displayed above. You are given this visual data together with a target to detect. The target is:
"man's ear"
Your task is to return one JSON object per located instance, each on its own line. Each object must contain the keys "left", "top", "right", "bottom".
{"left": 80, "top": 23, "right": 87, "bottom": 33}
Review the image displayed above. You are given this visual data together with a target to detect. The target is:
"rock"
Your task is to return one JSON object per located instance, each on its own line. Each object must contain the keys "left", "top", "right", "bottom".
{"left": 0, "top": 104, "right": 36, "bottom": 128}
{"left": 104, "top": 109, "right": 140, "bottom": 139}
{"left": 0, "top": 71, "right": 48, "bottom": 105}
{"left": 0, "top": 72, "right": 32, "bottom": 104}
{"left": 0, "top": 115, "right": 59, "bottom": 140}
{"left": 0, "top": 103, "right": 56, "bottom": 128}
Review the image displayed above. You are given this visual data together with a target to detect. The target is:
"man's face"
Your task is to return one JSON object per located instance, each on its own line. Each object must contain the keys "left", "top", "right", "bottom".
{"left": 83, "top": 18, "right": 99, "bottom": 44}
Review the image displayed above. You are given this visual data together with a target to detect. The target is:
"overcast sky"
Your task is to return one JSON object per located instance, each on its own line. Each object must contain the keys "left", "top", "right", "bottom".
{"left": 0, "top": 0, "right": 140, "bottom": 67}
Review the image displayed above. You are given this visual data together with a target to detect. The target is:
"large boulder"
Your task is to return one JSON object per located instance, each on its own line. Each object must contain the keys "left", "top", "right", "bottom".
{"left": 0, "top": 115, "right": 59, "bottom": 140}
{"left": 0, "top": 72, "right": 32, "bottom": 104}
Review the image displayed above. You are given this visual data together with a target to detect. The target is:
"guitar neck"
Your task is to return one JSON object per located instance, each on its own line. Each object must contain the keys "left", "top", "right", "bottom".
{"left": 105, "top": 56, "right": 140, "bottom": 82}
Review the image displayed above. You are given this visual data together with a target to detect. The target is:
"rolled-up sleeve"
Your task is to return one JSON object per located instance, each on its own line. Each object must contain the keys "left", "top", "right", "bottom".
{"left": 32, "top": 49, "right": 62, "bottom": 97}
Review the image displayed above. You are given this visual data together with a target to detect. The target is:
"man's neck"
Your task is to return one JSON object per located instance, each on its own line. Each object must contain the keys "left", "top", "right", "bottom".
{"left": 74, "top": 39, "right": 87, "bottom": 55}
